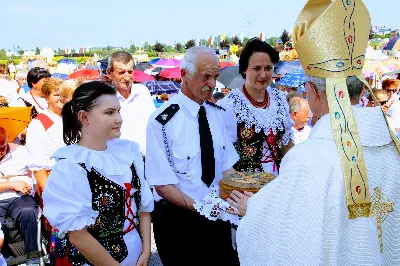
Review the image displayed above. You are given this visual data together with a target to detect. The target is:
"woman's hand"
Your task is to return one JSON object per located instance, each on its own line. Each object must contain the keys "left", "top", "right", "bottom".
{"left": 226, "top": 190, "right": 254, "bottom": 216}
{"left": 136, "top": 250, "right": 151, "bottom": 266}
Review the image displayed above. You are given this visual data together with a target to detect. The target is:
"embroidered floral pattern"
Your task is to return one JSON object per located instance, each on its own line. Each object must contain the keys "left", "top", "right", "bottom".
{"left": 219, "top": 88, "right": 293, "bottom": 172}
{"left": 218, "top": 87, "right": 294, "bottom": 146}
{"left": 55, "top": 163, "right": 142, "bottom": 266}
{"left": 243, "top": 145, "right": 257, "bottom": 157}
{"left": 94, "top": 193, "right": 114, "bottom": 211}
{"left": 240, "top": 126, "right": 255, "bottom": 140}
{"left": 193, "top": 185, "right": 240, "bottom": 225}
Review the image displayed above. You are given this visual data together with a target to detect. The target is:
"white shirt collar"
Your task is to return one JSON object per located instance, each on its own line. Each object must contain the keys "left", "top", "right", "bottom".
{"left": 176, "top": 91, "right": 201, "bottom": 118}
{"left": 116, "top": 85, "right": 140, "bottom": 102}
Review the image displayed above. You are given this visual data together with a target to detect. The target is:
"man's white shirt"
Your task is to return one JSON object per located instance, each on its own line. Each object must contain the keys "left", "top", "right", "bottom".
{"left": 117, "top": 84, "right": 156, "bottom": 155}
{"left": 0, "top": 144, "right": 35, "bottom": 200}
{"left": 145, "top": 91, "right": 239, "bottom": 202}
{"left": 292, "top": 125, "right": 312, "bottom": 145}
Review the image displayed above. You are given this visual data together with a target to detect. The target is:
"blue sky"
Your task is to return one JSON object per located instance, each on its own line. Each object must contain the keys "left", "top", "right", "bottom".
{"left": 2, "top": 0, "right": 398, "bottom": 50}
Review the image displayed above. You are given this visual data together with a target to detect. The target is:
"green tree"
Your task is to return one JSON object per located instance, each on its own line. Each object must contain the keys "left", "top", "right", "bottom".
{"left": 165, "top": 45, "right": 175, "bottom": 53}
{"left": 35, "top": 47, "right": 40, "bottom": 55}
{"left": 0, "top": 49, "right": 7, "bottom": 60}
{"left": 143, "top": 42, "right": 153, "bottom": 52}
{"left": 232, "top": 36, "right": 242, "bottom": 46}
{"left": 128, "top": 45, "right": 137, "bottom": 53}
{"left": 154, "top": 42, "right": 165, "bottom": 53}
{"left": 242, "top": 37, "right": 249, "bottom": 46}
{"left": 266, "top": 37, "right": 279, "bottom": 47}
{"left": 16, "top": 45, "right": 24, "bottom": 56}
{"left": 199, "top": 39, "right": 208, "bottom": 46}
{"left": 175, "top": 43, "right": 183, "bottom": 52}
{"left": 219, "top": 39, "right": 230, "bottom": 49}
{"left": 185, "top": 39, "right": 196, "bottom": 49}
{"left": 280, "top": 29, "right": 290, "bottom": 45}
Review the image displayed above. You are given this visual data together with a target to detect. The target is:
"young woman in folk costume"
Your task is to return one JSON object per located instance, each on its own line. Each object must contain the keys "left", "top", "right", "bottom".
{"left": 42, "top": 81, "right": 154, "bottom": 266}
{"left": 218, "top": 38, "right": 294, "bottom": 178}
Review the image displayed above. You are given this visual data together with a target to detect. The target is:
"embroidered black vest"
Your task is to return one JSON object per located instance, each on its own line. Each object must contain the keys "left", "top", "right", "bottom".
{"left": 56, "top": 163, "right": 142, "bottom": 266}
{"left": 233, "top": 122, "right": 285, "bottom": 173}
{"left": 233, "top": 122, "right": 264, "bottom": 172}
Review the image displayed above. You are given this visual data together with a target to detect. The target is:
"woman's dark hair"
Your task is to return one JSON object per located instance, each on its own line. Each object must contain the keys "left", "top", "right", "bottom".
{"left": 27, "top": 67, "right": 51, "bottom": 88}
{"left": 62, "top": 81, "right": 116, "bottom": 145}
{"left": 239, "top": 38, "right": 280, "bottom": 79}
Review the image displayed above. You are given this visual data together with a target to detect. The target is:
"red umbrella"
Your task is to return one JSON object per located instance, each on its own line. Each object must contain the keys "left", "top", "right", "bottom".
{"left": 220, "top": 62, "right": 235, "bottom": 69}
{"left": 67, "top": 70, "right": 100, "bottom": 81}
{"left": 159, "top": 67, "right": 181, "bottom": 79}
{"left": 133, "top": 70, "right": 155, "bottom": 82}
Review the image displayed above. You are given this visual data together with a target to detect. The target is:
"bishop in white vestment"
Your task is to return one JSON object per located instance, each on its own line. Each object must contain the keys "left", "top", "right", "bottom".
{"left": 237, "top": 106, "right": 400, "bottom": 265}
{"left": 236, "top": 0, "right": 400, "bottom": 265}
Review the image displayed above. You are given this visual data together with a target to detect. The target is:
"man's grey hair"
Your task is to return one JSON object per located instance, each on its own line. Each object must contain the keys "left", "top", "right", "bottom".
{"left": 15, "top": 71, "right": 27, "bottom": 80}
{"left": 107, "top": 51, "right": 134, "bottom": 72}
{"left": 289, "top": 97, "right": 307, "bottom": 113}
{"left": 181, "top": 46, "right": 219, "bottom": 77}
{"left": 286, "top": 91, "right": 302, "bottom": 104}
{"left": 305, "top": 75, "right": 364, "bottom": 100}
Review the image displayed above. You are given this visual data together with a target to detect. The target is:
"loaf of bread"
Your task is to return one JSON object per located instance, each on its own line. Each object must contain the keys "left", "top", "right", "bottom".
{"left": 219, "top": 171, "right": 275, "bottom": 200}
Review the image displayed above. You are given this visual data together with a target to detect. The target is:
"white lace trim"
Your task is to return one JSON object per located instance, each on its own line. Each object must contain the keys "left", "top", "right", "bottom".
{"left": 219, "top": 87, "right": 294, "bottom": 145}
{"left": 193, "top": 185, "right": 240, "bottom": 225}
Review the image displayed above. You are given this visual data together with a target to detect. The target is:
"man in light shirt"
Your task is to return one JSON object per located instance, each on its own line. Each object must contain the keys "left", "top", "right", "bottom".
{"left": 106, "top": 51, "right": 155, "bottom": 155}
{"left": 289, "top": 97, "right": 312, "bottom": 144}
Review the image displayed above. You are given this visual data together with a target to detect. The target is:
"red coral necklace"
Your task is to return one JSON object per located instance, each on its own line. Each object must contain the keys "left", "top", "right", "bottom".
{"left": 243, "top": 85, "right": 268, "bottom": 109}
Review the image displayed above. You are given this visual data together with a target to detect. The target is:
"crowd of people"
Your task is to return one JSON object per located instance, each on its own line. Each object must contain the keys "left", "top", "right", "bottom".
{"left": 0, "top": 0, "right": 398, "bottom": 265}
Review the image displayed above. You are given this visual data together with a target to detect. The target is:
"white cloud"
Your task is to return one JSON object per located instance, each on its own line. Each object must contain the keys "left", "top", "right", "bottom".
{"left": 12, "top": 5, "right": 38, "bottom": 14}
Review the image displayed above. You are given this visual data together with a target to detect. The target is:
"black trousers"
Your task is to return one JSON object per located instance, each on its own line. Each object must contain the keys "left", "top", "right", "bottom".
{"left": 0, "top": 195, "right": 38, "bottom": 254}
{"left": 152, "top": 200, "right": 240, "bottom": 266}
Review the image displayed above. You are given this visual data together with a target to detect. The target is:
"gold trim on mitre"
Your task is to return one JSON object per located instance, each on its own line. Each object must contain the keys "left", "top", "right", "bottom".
{"left": 293, "top": 0, "right": 370, "bottom": 78}
{"left": 293, "top": 0, "right": 372, "bottom": 219}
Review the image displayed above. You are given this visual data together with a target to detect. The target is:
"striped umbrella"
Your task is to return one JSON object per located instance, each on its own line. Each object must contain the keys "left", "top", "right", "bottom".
{"left": 276, "top": 70, "right": 305, "bottom": 87}
{"left": 362, "top": 58, "right": 400, "bottom": 77}
{"left": 383, "top": 36, "right": 400, "bottom": 51}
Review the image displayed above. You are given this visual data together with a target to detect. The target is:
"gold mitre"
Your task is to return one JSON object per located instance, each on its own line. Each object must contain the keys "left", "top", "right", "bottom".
{"left": 292, "top": 0, "right": 400, "bottom": 222}
{"left": 293, "top": 0, "right": 370, "bottom": 78}
{"left": 293, "top": 0, "right": 372, "bottom": 220}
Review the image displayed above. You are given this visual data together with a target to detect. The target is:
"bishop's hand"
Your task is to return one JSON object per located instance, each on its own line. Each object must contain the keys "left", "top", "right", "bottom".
{"left": 226, "top": 190, "right": 254, "bottom": 216}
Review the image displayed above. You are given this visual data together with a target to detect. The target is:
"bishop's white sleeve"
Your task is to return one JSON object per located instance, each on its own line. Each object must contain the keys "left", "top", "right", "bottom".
{"left": 145, "top": 119, "right": 179, "bottom": 187}
{"left": 42, "top": 159, "right": 98, "bottom": 238}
